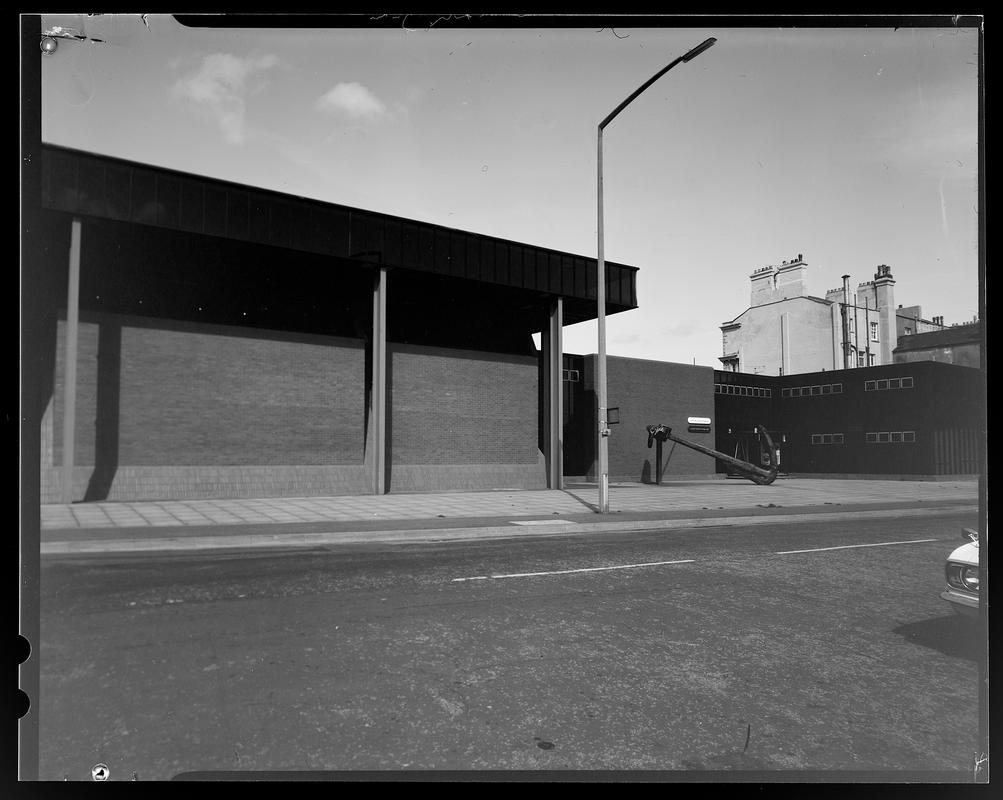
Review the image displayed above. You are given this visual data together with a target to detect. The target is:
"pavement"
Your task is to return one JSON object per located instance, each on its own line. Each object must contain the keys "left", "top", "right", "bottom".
{"left": 34, "top": 477, "right": 980, "bottom": 555}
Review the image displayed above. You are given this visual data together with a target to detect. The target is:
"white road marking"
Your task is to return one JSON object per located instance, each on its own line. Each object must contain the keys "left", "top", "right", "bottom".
{"left": 510, "top": 519, "right": 577, "bottom": 526}
{"left": 451, "top": 558, "right": 694, "bottom": 582}
{"left": 775, "top": 538, "right": 940, "bottom": 555}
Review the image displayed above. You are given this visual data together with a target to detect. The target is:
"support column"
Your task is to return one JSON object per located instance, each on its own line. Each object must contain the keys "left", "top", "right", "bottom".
{"left": 370, "top": 267, "right": 388, "bottom": 494}
{"left": 541, "top": 297, "right": 564, "bottom": 489}
{"left": 60, "top": 218, "right": 82, "bottom": 504}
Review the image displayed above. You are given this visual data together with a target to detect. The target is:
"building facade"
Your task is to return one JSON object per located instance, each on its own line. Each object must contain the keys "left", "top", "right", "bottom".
{"left": 894, "top": 320, "right": 983, "bottom": 369}
{"left": 26, "top": 145, "right": 640, "bottom": 502}
{"left": 720, "top": 258, "right": 902, "bottom": 375}
{"left": 713, "top": 361, "right": 984, "bottom": 477}
{"left": 562, "top": 356, "right": 983, "bottom": 482}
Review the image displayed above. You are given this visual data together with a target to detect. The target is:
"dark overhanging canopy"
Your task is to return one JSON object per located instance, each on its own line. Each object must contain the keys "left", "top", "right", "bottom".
{"left": 39, "top": 145, "right": 639, "bottom": 345}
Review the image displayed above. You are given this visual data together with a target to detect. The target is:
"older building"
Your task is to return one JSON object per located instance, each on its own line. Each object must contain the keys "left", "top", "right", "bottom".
{"left": 894, "top": 320, "right": 982, "bottom": 368}
{"left": 718, "top": 258, "right": 963, "bottom": 376}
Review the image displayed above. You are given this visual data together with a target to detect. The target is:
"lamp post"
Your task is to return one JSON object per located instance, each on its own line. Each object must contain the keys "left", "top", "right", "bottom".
{"left": 596, "top": 36, "right": 717, "bottom": 513}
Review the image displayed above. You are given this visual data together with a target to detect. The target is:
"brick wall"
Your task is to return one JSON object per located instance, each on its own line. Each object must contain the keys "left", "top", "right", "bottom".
{"left": 388, "top": 343, "right": 546, "bottom": 490}
{"left": 44, "top": 313, "right": 368, "bottom": 500}
{"left": 390, "top": 343, "right": 541, "bottom": 465}
{"left": 577, "top": 355, "right": 717, "bottom": 481}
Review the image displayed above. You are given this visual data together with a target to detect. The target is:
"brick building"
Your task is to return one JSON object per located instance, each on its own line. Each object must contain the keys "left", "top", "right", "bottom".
{"left": 25, "top": 145, "right": 639, "bottom": 502}
{"left": 562, "top": 356, "right": 983, "bottom": 483}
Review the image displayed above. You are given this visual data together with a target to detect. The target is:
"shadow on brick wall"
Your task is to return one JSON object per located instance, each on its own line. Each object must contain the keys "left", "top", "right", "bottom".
{"left": 83, "top": 317, "right": 121, "bottom": 501}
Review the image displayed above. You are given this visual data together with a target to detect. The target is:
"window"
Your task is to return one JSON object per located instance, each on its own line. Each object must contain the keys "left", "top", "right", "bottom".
{"left": 832, "top": 383, "right": 842, "bottom": 394}
{"left": 864, "top": 380, "right": 877, "bottom": 391}
{"left": 868, "top": 353, "right": 875, "bottom": 366}
{"left": 870, "top": 321, "right": 879, "bottom": 341}
{"left": 811, "top": 385, "right": 822, "bottom": 396}
{"left": 822, "top": 434, "right": 833, "bottom": 444}
{"left": 888, "top": 378, "right": 900, "bottom": 389}
{"left": 876, "top": 379, "right": 889, "bottom": 390}
{"left": 811, "top": 434, "right": 823, "bottom": 445}
{"left": 857, "top": 351, "right": 866, "bottom": 367}
{"left": 901, "top": 377, "right": 914, "bottom": 388}
{"left": 802, "top": 387, "right": 811, "bottom": 397}
{"left": 562, "top": 369, "right": 580, "bottom": 382}
{"left": 832, "top": 433, "right": 844, "bottom": 444}
{"left": 781, "top": 388, "right": 792, "bottom": 398}
{"left": 904, "top": 326, "right": 913, "bottom": 335}
{"left": 822, "top": 384, "right": 831, "bottom": 395}
{"left": 867, "top": 431, "right": 914, "bottom": 444}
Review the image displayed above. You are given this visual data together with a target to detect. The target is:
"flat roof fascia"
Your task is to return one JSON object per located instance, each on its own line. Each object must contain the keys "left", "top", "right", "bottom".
{"left": 38, "top": 144, "right": 638, "bottom": 316}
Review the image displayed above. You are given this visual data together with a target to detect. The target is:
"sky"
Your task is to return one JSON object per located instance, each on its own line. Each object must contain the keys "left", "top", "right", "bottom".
{"left": 37, "top": 14, "right": 981, "bottom": 367}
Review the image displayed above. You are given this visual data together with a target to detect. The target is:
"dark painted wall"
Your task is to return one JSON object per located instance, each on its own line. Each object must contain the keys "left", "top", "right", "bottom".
{"left": 713, "top": 361, "right": 984, "bottom": 476}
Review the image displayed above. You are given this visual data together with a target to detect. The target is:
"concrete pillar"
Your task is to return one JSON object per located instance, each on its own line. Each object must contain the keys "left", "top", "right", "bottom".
{"left": 60, "top": 218, "right": 82, "bottom": 504}
{"left": 370, "top": 267, "right": 388, "bottom": 494}
{"left": 541, "top": 297, "right": 563, "bottom": 489}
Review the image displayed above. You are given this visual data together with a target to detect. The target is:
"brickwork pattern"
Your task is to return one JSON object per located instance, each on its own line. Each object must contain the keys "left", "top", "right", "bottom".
{"left": 390, "top": 344, "right": 540, "bottom": 466}
{"left": 52, "top": 316, "right": 366, "bottom": 467}
{"left": 577, "top": 356, "right": 717, "bottom": 481}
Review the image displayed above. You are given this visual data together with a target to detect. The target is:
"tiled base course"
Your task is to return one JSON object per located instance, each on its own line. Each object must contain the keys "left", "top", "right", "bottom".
{"left": 40, "top": 462, "right": 547, "bottom": 503}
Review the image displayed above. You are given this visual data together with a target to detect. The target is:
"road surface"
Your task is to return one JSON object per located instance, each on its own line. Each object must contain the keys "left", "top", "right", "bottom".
{"left": 36, "top": 511, "right": 983, "bottom": 780}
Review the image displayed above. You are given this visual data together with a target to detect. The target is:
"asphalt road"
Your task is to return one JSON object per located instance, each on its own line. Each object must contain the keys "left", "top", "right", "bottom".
{"left": 35, "top": 511, "right": 984, "bottom": 780}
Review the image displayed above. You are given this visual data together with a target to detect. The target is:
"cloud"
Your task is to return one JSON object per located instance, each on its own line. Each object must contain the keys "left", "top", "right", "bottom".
{"left": 172, "top": 53, "right": 280, "bottom": 144}
{"left": 315, "top": 82, "right": 387, "bottom": 121}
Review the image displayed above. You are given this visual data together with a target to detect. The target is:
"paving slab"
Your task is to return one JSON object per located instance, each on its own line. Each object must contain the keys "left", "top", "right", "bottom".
{"left": 32, "top": 478, "right": 980, "bottom": 556}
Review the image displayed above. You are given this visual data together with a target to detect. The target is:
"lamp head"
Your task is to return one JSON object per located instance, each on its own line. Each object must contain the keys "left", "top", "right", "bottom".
{"left": 682, "top": 37, "right": 716, "bottom": 62}
{"left": 40, "top": 36, "right": 58, "bottom": 55}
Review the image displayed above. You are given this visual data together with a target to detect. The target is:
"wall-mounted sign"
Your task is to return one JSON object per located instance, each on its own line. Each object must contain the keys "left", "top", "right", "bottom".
{"left": 607, "top": 407, "right": 620, "bottom": 425}
{"left": 687, "top": 416, "right": 711, "bottom": 425}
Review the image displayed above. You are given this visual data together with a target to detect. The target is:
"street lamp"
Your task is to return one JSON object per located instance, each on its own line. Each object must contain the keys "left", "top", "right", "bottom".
{"left": 596, "top": 36, "right": 716, "bottom": 513}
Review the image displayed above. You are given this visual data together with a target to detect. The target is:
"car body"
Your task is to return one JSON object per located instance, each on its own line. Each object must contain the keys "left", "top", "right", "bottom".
{"left": 940, "top": 528, "right": 980, "bottom": 618}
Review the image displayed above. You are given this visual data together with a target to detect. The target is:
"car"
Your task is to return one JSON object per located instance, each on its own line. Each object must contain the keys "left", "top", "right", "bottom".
{"left": 940, "top": 527, "right": 980, "bottom": 618}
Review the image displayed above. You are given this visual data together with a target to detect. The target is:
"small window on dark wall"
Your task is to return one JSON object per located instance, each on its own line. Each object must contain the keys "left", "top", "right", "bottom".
{"left": 901, "top": 377, "right": 914, "bottom": 388}
{"left": 903, "top": 431, "right": 916, "bottom": 442}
